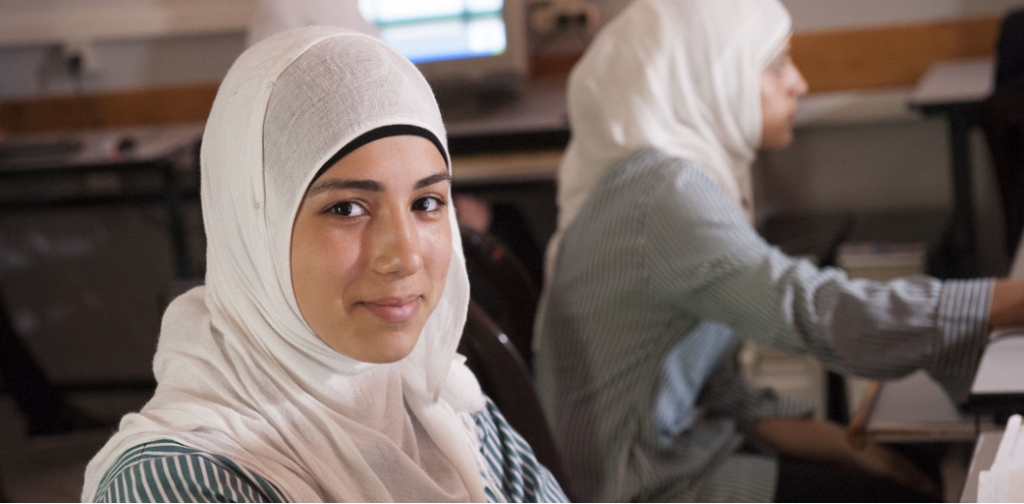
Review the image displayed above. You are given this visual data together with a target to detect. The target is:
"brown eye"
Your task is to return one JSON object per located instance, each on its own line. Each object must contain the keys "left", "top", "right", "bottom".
{"left": 412, "top": 196, "right": 444, "bottom": 213}
{"left": 328, "top": 201, "right": 367, "bottom": 217}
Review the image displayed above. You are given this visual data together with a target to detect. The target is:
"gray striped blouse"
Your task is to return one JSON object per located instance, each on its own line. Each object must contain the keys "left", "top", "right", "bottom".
{"left": 92, "top": 398, "right": 567, "bottom": 503}
{"left": 534, "top": 148, "right": 993, "bottom": 502}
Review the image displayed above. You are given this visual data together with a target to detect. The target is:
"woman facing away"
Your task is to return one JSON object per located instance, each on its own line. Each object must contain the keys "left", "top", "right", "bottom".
{"left": 81, "top": 27, "right": 566, "bottom": 503}
{"left": 533, "top": 0, "right": 1024, "bottom": 502}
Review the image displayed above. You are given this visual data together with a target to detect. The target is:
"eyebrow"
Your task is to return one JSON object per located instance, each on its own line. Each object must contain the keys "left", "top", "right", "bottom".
{"left": 415, "top": 172, "right": 452, "bottom": 190}
{"left": 306, "top": 172, "right": 451, "bottom": 197}
{"left": 307, "top": 179, "right": 382, "bottom": 196}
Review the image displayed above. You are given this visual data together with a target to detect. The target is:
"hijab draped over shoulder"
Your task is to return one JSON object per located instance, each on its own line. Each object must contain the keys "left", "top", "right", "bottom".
{"left": 544, "top": 0, "right": 792, "bottom": 290}
{"left": 83, "top": 27, "right": 487, "bottom": 502}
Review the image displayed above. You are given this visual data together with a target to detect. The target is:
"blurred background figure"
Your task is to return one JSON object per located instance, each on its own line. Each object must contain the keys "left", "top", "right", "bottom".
{"left": 982, "top": 8, "right": 1024, "bottom": 258}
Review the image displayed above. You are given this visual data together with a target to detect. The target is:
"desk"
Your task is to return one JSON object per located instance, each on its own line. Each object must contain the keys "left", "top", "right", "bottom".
{"left": 856, "top": 370, "right": 995, "bottom": 444}
{"left": 452, "top": 150, "right": 562, "bottom": 186}
{"left": 0, "top": 123, "right": 204, "bottom": 276}
{"left": 446, "top": 79, "right": 568, "bottom": 186}
{"left": 849, "top": 371, "right": 999, "bottom": 502}
{"left": 0, "top": 123, "right": 202, "bottom": 434}
{"left": 908, "top": 58, "right": 995, "bottom": 277}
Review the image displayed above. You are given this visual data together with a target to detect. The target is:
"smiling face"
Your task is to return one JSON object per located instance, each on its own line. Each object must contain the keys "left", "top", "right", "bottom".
{"left": 760, "top": 39, "right": 809, "bottom": 149}
{"left": 290, "top": 135, "right": 452, "bottom": 363}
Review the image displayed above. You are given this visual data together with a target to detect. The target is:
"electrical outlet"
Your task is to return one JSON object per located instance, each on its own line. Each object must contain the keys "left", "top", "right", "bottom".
{"left": 62, "top": 41, "right": 98, "bottom": 77}
{"left": 530, "top": 1, "right": 600, "bottom": 35}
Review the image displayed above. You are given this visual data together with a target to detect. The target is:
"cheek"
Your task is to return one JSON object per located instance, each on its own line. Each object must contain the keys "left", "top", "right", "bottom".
{"left": 760, "top": 84, "right": 792, "bottom": 145}
{"left": 292, "top": 225, "right": 363, "bottom": 319}
{"left": 422, "top": 222, "right": 453, "bottom": 292}
{"left": 761, "top": 86, "right": 781, "bottom": 120}
{"left": 312, "top": 231, "right": 363, "bottom": 289}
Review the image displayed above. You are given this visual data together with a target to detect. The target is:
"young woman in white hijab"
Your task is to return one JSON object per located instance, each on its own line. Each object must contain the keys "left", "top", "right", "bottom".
{"left": 533, "top": 0, "right": 1024, "bottom": 502}
{"left": 82, "top": 27, "right": 566, "bottom": 503}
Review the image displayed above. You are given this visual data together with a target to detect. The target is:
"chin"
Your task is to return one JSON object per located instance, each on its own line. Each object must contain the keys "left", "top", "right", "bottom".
{"left": 359, "top": 329, "right": 422, "bottom": 363}
{"left": 319, "top": 326, "right": 421, "bottom": 363}
{"left": 367, "top": 343, "right": 418, "bottom": 363}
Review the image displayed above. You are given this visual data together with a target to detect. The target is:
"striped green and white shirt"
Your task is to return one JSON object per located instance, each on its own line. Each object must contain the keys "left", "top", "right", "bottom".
{"left": 534, "top": 148, "right": 993, "bottom": 502}
{"left": 92, "top": 398, "right": 567, "bottom": 503}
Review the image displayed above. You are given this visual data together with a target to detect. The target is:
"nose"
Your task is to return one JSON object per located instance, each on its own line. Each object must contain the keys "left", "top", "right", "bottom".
{"left": 370, "top": 208, "right": 423, "bottom": 277}
{"left": 792, "top": 65, "right": 809, "bottom": 96}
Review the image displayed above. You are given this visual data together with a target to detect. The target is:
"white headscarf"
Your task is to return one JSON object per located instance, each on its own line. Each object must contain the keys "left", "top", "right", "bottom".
{"left": 83, "top": 27, "right": 488, "bottom": 503}
{"left": 543, "top": 0, "right": 792, "bottom": 293}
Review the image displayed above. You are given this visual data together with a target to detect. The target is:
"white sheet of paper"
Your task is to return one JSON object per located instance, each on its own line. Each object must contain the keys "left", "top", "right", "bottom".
{"left": 995, "top": 416, "right": 1023, "bottom": 466}
{"left": 979, "top": 415, "right": 1024, "bottom": 502}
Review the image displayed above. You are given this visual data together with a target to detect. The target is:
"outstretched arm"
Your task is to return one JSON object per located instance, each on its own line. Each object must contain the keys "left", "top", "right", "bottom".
{"left": 643, "top": 162, "right": 997, "bottom": 401}
{"left": 753, "top": 417, "right": 939, "bottom": 497}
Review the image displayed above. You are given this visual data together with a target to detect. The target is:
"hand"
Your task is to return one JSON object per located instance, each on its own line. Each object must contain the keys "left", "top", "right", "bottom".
{"left": 754, "top": 418, "right": 939, "bottom": 497}
{"left": 847, "top": 442, "right": 939, "bottom": 497}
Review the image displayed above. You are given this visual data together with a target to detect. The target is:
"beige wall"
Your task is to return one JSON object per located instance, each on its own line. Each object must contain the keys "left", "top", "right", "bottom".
{"left": 590, "top": 0, "right": 1024, "bottom": 32}
{"left": 0, "top": 0, "right": 1019, "bottom": 272}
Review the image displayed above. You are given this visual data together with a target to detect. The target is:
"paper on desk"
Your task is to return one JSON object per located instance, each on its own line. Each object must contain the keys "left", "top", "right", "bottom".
{"left": 979, "top": 414, "right": 1024, "bottom": 502}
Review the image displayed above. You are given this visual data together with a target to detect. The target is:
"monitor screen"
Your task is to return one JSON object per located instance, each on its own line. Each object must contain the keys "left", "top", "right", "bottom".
{"left": 358, "top": 0, "right": 508, "bottom": 64}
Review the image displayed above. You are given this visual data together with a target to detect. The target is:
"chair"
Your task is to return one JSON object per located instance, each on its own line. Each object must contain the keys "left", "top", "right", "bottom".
{"left": 0, "top": 290, "right": 77, "bottom": 436}
{"left": 458, "top": 301, "right": 573, "bottom": 499}
{"left": 982, "top": 9, "right": 1024, "bottom": 259}
{"left": 460, "top": 226, "right": 540, "bottom": 365}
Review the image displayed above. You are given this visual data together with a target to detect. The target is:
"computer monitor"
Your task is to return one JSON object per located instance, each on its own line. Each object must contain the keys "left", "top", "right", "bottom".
{"left": 357, "top": 0, "right": 528, "bottom": 93}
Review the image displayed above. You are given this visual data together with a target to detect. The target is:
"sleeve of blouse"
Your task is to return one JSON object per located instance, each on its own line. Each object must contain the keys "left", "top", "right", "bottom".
{"left": 642, "top": 162, "right": 994, "bottom": 403}
{"left": 92, "top": 443, "right": 288, "bottom": 503}
{"left": 697, "top": 348, "right": 816, "bottom": 430}
{"left": 471, "top": 397, "right": 569, "bottom": 503}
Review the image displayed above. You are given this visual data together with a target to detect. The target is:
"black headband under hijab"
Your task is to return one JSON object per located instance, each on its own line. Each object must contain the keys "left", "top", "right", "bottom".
{"left": 311, "top": 125, "right": 449, "bottom": 185}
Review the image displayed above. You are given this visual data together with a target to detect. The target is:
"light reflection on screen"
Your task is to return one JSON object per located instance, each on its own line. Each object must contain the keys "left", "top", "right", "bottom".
{"left": 358, "top": 0, "right": 507, "bottom": 63}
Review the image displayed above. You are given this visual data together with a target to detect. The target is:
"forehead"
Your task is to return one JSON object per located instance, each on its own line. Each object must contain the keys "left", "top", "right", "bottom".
{"left": 768, "top": 38, "right": 792, "bottom": 61}
{"left": 314, "top": 135, "right": 448, "bottom": 185}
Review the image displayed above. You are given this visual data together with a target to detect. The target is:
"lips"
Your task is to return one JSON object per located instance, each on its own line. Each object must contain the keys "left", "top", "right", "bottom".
{"left": 358, "top": 295, "right": 421, "bottom": 324}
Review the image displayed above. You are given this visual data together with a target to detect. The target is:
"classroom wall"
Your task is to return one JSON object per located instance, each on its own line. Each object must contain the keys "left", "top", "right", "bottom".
{"left": 0, "top": 1, "right": 1018, "bottom": 270}
{"left": 782, "top": 0, "right": 1024, "bottom": 31}
{"left": 0, "top": 0, "right": 1019, "bottom": 394}
{"left": 591, "top": 0, "right": 1024, "bottom": 32}
{"left": 755, "top": 116, "right": 1009, "bottom": 275}
{"left": 0, "top": 33, "right": 245, "bottom": 100}
{"left": 1, "top": 1, "right": 1019, "bottom": 271}
{"left": 3, "top": 0, "right": 1024, "bottom": 99}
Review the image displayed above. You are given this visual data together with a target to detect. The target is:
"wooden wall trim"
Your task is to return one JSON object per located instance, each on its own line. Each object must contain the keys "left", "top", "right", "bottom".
{"left": 792, "top": 16, "right": 1000, "bottom": 93}
{"left": 1, "top": 83, "right": 219, "bottom": 134}
{"left": 1, "top": 15, "right": 1004, "bottom": 134}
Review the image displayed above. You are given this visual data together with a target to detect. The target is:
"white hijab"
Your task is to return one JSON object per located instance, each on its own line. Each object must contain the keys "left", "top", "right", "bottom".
{"left": 544, "top": 0, "right": 792, "bottom": 293}
{"left": 83, "top": 27, "right": 488, "bottom": 503}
